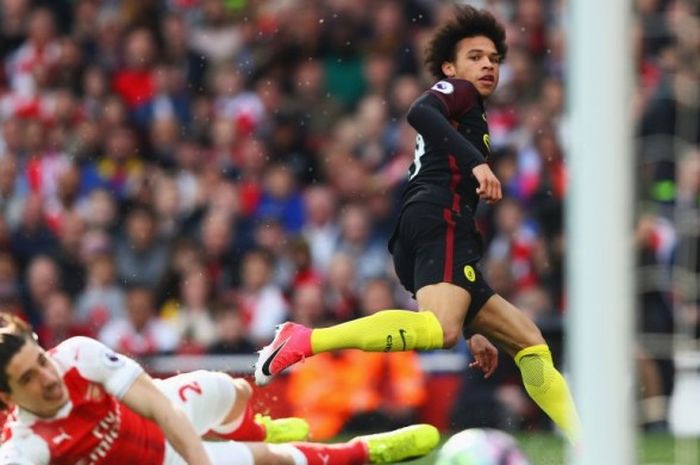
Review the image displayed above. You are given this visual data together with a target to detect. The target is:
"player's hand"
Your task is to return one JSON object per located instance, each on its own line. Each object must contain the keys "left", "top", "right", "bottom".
{"left": 472, "top": 164, "right": 502, "bottom": 203}
{"left": 468, "top": 334, "right": 498, "bottom": 378}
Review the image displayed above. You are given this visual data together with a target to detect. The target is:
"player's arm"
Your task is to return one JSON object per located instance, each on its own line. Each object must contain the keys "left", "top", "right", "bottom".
{"left": 406, "top": 93, "right": 502, "bottom": 202}
{"left": 122, "top": 373, "right": 213, "bottom": 465}
{"left": 407, "top": 92, "right": 486, "bottom": 171}
{"left": 61, "top": 337, "right": 211, "bottom": 465}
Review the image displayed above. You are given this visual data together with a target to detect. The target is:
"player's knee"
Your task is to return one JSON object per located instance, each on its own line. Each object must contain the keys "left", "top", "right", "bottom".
{"left": 232, "top": 377, "right": 253, "bottom": 402}
{"left": 441, "top": 326, "right": 462, "bottom": 348}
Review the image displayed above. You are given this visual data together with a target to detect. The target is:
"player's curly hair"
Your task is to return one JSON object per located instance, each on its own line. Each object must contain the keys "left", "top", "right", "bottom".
{"left": 0, "top": 313, "right": 37, "bottom": 409}
{"left": 425, "top": 5, "right": 508, "bottom": 80}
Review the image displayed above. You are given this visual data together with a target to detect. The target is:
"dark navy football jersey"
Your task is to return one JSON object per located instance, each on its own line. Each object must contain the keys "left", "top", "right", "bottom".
{"left": 404, "top": 78, "right": 490, "bottom": 212}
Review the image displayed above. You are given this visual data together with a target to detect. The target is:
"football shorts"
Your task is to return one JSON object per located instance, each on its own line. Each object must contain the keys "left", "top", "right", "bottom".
{"left": 390, "top": 201, "right": 494, "bottom": 326}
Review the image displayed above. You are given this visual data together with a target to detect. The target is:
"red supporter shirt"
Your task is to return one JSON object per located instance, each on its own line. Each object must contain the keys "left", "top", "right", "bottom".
{"left": 0, "top": 337, "right": 165, "bottom": 465}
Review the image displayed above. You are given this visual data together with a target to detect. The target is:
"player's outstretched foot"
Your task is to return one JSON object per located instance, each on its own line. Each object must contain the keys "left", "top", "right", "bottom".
{"left": 254, "top": 322, "right": 312, "bottom": 386}
{"left": 353, "top": 424, "right": 440, "bottom": 463}
{"left": 255, "top": 414, "right": 310, "bottom": 443}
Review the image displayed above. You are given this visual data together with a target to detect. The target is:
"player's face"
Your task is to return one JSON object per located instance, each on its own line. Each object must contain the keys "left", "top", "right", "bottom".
{"left": 1, "top": 341, "right": 68, "bottom": 417}
{"left": 442, "top": 35, "right": 501, "bottom": 98}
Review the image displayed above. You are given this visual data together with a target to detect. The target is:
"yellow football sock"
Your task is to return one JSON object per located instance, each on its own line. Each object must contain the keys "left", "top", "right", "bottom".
{"left": 311, "top": 310, "right": 444, "bottom": 353}
{"left": 515, "top": 344, "right": 581, "bottom": 444}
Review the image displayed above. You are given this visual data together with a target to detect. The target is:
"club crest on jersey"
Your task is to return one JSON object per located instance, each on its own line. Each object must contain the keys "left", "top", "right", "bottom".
{"left": 431, "top": 80, "right": 454, "bottom": 94}
{"left": 101, "top": 349, "right": 125, "bottom": 369}
{"left": 464, "top": 265, "right": 477, "bottom": 282}
{"left": 85, "top": 383, "right": 105, "bottom": 402}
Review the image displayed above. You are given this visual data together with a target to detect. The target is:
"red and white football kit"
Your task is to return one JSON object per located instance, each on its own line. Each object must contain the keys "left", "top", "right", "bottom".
{"left": 0, "top": 337, "right": 252, "bottom": 465}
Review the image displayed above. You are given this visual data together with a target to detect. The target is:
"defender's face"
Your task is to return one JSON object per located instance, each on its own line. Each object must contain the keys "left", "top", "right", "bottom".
{"left": 442, "top": 35, "right": 501, "bottom": 98}
{"left": 0, "top": 341, "right": 68, "bottom": 417}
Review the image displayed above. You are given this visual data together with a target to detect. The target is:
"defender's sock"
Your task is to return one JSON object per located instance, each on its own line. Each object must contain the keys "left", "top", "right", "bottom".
{"left": 208, "top": 404, "right": 265, "bottom": 441}
{"left": 515, "top": 344, "right": 581, "bottom": 444}
{"left": 292, "top": 441, "right": 367, "bottom": 465}
{"left": 311, "top": 310, "right": 444, "bottom": 353}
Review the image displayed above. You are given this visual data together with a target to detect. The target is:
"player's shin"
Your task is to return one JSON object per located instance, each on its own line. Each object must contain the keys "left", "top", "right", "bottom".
{"left": 515, "top": 344, "right": 581, "bottom": 444}
{"left": 311, "top": 310, "right": 444, "bottom": 353}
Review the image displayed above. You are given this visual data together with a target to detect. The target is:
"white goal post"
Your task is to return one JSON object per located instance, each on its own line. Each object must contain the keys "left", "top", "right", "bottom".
{"left": 567, "top": 0, "right": 635, "bottom": 464}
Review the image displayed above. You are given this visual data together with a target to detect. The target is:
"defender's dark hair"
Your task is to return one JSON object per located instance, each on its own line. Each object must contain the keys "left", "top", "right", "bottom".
{"left": 425, "top": 5, "right": 508, "bottom": 80}
{"left": 0, "top": 314, "right": 36, "bottom": 409}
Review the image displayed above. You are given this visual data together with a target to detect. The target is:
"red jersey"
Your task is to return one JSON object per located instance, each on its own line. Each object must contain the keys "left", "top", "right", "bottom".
{"left": 0, "top": 337, "right": 165, "bottom": 465}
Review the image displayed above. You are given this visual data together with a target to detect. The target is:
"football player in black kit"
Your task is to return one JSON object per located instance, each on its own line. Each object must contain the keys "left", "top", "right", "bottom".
{"left": 255, "top": 5, "right": 580, "bottom": 444}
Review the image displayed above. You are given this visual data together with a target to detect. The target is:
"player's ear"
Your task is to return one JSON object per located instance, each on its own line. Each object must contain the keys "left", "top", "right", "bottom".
{"left": 0, "top": 390, "right": 14, "bottom": 410}
{"left": 442, "top": 61, "right": 455, "bottom": 78}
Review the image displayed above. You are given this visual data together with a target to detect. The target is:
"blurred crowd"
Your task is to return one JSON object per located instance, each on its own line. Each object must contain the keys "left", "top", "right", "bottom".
{"left": 0, "top": 0, "right": 698, "bottom": 434}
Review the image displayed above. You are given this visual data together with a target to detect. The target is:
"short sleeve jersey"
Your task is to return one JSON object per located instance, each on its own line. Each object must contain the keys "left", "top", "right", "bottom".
{"left": 0, "top": 337, "right": 165, "bottom": 465}
{"left": 404, "top": 78, "right": 491, "bottom": 212}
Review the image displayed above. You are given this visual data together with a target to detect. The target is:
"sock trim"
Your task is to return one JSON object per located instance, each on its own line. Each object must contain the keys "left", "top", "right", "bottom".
{"left": 514, "top": 343, "right": 550, "bottom": 366}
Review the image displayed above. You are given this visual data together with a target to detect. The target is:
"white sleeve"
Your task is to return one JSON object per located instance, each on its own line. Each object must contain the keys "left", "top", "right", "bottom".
{"left": 55, "top": 337, "right": 144, "bottom": 399}
{"left": 0, "top": 435, "right": 49, "bottom": 465}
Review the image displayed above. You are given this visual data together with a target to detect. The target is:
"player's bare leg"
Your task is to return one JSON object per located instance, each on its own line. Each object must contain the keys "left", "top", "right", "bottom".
{"left": 468, "top": 294, "right": 581, "bottom": 443}
{"left": 467, "top": 294, "right": 544, "bottom": 356}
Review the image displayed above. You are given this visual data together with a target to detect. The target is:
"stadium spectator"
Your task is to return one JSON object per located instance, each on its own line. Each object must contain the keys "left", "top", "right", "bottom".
{"left": 0, "top": 156, "right": 24, "bottom": 230}
{"left": 237, "top": 248, "right": 288, "bottom": 346}
{"left": 98, "top": 286, "right": 178, "bottom": 357}
{"left": 0, "top": 252, "right": 20, "bottom": 306}
{"left": 324, "top": 252, "right": 362, "bottom": 322}
{"left": 199, "top": 209, "right": 239, "bottom": 293}
{"left": 115, "top": 205, "right": 170, "bottom": 289}
{"left": 112, "top": 28, "right": 157, "bottom": 109}
{"left": 20, "top": 254, "right": 61, "bottom": 329}
{"left": 161, "top": 265, "right": 217, "bottom": 352}
{"left": 35, "top": 290, "right": 87, "bottom": 348}
{"left": 52, "top": 209, "right": 86, "bottom": 297}
{"left": 159, "top": 13, "right": 208, "bottom": 94}
{"left": 0, "top": 0, "right": 30, "bottom": 64}
{"left": 207, "top": 302, "right": 256, "bottom": 355}
{"left": 10, "top": 193, "right": 57, "bottom": 271}
{"left": 96, "top": 125, "right": 144, "bottom": 200}
{"left": 301, "top": 185, "right": 340, "bottom": 274}
{"left": 78, "top": 187, "right": 119, "bottom": 233}
{"left": 4, "top": 7, "right": 60, "bottom": 99}
{"left": 487, "top": 198, "right": 540, "bottom": 292}
{"left": 336, "top": 203, "right": 390, "bottom": 283}
{"left": 74, "top": 252, "right": 125, "bottom": 334}
{"left": 255, "top": 163, "right": 305, "bottom": 234}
